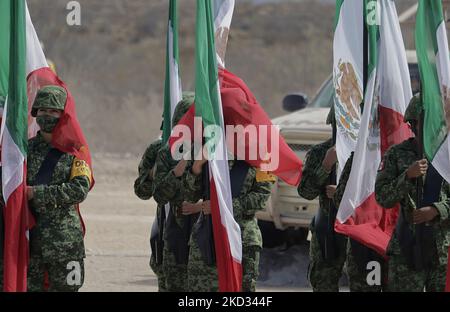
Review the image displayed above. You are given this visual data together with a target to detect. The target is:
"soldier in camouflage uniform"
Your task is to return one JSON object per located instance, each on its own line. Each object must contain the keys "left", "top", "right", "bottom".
{"left": 375, "top": 94, "right": 450, "bottom": 292}
{"left": 153, "top": 93, "right": 196, "bottom": 292}
{"left": 26, "top": 86, "right": 91, "bottom": 292}
{"left": 297, "top": 107, "right": 347, "bottom": 292}
{"left": 134, "top": 138, "right": 164, "bottom": 291}
{"left": 334, "top": 152, "right": 385, "bottom": 292}
{"left": 183, "top": 157, "right": 273, "bottom": 292}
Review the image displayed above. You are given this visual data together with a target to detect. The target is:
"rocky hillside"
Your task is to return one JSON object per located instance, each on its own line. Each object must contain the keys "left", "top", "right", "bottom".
{"left": 27, "top": 0, "right": 417, "bottom": 155}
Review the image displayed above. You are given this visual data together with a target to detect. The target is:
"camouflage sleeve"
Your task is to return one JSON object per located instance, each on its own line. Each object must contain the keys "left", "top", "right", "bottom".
{"left": 433, "top": 183, "right": 450, "bottom": 221}
{"left": 134, "top": 140, "right": 162, "bottom": 200}
{"left": 33, "top": 169, "right": 90, "bottom": 212}
{"left": 153, "top": 147, "right": 183, "bottom": 206}
{"left": 297, "top": 148, "right": 330, "bottom": 200}
{"left": 233, "top": 179, "right": 272, "bottom": 218}
{"left": 334, "top": 152, "right": 354, "bottom": 208}
{"left": 182, "top": 162, "right": 203, "bottom": 203}
{"left": 375, "top": 147, "right": 415, "bottom": 208}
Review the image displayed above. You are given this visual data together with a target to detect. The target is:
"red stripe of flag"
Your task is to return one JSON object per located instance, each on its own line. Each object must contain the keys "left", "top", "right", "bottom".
{"left": 210, "top": 178, "right": 242, "bottom": 292}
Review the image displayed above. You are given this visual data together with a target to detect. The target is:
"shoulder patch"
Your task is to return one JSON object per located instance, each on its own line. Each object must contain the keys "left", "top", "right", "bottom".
{"left": 70, "top": 158, "right": 92, "bottom": 184}
{"left": 256, "top": 169, "right": 277, "bottom": 183}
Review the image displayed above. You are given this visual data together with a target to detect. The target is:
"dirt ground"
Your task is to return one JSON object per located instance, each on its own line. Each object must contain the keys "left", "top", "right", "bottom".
{"left": 79, "top": 154, "right": 314, "bottom": 292}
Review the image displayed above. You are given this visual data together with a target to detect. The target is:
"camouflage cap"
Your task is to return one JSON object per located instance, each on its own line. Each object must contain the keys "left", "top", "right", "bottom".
{"left": 172, "top": 92, "right": 195, "bottom": 128}
{"left": 31, "top": 85, "right": 67, "bottom": 117}
{"left": 404, "top": 93, "right": 423, "bottom": 123}
{"left": 326, "top": 104, "right": 336, "bottom": 126}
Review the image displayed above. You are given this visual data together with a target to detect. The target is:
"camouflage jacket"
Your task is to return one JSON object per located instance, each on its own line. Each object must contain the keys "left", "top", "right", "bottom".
{"left": 134, "top": 139, "right": 163, "bottom": 200}
{"left": 375, "top": 138, "right": 450, "bottom": 263}
{"left": 297, "top": 139, "right": 335, "bottom": 215}
{"left": 28, "top": 133, "right": 91, "bottom": 262}
{"left": 183, "top": 160, "right": 273, "bottom": 248}
{"left": 153, "top": 144, "right": 192, "bottom": 229}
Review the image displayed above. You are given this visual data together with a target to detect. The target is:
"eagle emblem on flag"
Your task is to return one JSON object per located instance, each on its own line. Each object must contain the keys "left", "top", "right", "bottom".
{"left": 334, "top": 60, "right": 362, "bottom": 141}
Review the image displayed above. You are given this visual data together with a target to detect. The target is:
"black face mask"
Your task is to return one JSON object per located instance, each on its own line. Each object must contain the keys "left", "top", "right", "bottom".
{"left": 36, "top": 115, "right": 60, "bottom": 133}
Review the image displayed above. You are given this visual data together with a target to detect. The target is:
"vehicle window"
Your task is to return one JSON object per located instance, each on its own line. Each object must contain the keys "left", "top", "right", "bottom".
{"left": 308, "top": 77, "right": 334, "bottom": 108}
{"left": 309, "top": 63, "right": 419, "bottom": 109}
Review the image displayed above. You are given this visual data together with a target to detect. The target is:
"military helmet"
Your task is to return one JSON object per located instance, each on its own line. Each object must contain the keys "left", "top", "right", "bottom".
{"left": 326, "top": 104, "right": 336, "bottom": 126}
{"left": 172, "top": 92, "right": 195, "bottom": 128}
{"left": 31, "top": 85, "right": 67, "bottom": 117}
{"left": 404, "top": 93, "right": 423, "bottom": 123}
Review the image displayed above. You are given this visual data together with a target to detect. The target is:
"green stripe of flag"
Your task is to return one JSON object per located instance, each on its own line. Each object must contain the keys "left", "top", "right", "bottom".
{"left": 162, "top": 0, "right": 181, "bottom": 143}
{"left": 0, "top": 1, "right": 12, "bottom": 109}
{"left": 334, "top": 0, "right": 345, "bottom": 30}
{"left": 0, "top": 0, "right": 28, "bottom": 155}
{"left": 365, "top": 0, "right": 379, "bottom": 79}
{"left": 416, "top": 0, "right": 448, "bottom": 159}
{"left": 195, "top": 0, "right": 222, "bottom": 133}
{"left": 169, "top": 0, "right": 179, "bottom": 64}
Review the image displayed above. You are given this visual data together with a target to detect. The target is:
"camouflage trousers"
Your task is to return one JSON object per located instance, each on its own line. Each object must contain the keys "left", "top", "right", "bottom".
{"left": 309, "top": 233, "right": 386, "bottom": 292}
{"left": 187, "top": 240, "right": 261, "bottom": 292}
{"left": 149, "top": 254, "right": 167, "bottom": 292}
{"left": 187, "top": 238, "right": 218, "bottom": 292}
{"left": 28, "top": 255, "right": 84, "bottom": 292}
{"left": 242, "top": 246, "right": 261, "bottom": 292}
{"left": 162, "top": 243, "right": 188, "bottom": 292}
{"left": 386, "top": 252, "right": 447, "bottom": 292}
{"left": 308, "top": 232, "right": 347, "bottom": 292}
{"left": 346, "top": 242, "right": 384, "bottom": 292}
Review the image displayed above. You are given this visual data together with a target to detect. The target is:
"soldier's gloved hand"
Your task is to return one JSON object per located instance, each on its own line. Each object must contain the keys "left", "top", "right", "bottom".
{"left": 173, "top": 159, "right": 188, "bottom": 177}
{"left": 322, "top": 146, "right": 337, "bottom": 172}
{"left": 413, "top": 206, "right": 439, "bottom": 224}
{"left": 202, "top": 200, "right": 211, "bottom": 215}
{"left": 326, "top": 185, "right": 337, "bottom": 199}
{"left": 181, "top": 202, "right": 202, "bottom": 215}
{"left": 406, "top": 159, "right": 428, "bottom": 179}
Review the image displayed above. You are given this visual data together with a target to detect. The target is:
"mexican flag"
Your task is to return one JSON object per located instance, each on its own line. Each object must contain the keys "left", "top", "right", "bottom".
{"left": 1, "top": 1, "right": 93, "bottom": 291}
{"left": 161, "top": 0, "right": 182, "bottom": 226}
{"left": 416, "top": 1, "right": 450, "bottom": 186}
{"left": 335, "top": 0, "right": 412, "bottom": 256}
{"left": 162, "top": 0, "right": 182, "bottom": 144}
{"left": 195, "top": 0, "right": 242, "bottom": 292}
{"left": 333, "top": 0, "right": 364, "bottom": 176}
{"left": 0, "top": 0, "right": 31, "bottom": 292}
{"left": 415, "top": 0, "right": 450, "bottom": 291}
{"left": 170, "top": 0, "right": 302, "bottom": 186}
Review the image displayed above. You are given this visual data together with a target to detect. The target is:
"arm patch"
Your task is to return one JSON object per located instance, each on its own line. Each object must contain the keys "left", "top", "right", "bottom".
{"left": 256, "top": 169, "right": 277, "bottom": 183}
{"left": 70, "top": 158, "right": 92, "bottom": 184}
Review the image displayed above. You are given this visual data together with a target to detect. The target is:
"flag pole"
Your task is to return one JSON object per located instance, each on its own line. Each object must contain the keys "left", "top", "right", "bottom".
{"left": 362, "top": 1, "right": 368, "bottom": 113}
